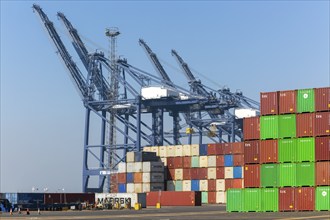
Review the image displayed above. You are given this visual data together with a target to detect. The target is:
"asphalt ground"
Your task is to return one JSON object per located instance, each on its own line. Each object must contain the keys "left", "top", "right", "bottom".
{"left": 1, "top": 205, "right": 329, "bottom": 220}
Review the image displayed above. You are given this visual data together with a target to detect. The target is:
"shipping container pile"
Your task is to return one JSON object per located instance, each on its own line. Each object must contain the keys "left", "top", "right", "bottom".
{"left": 227, "top": 87, "right": 330, "bottom": 212}
{"left": 143, "top": 143, "right": 245, "bottom": 204}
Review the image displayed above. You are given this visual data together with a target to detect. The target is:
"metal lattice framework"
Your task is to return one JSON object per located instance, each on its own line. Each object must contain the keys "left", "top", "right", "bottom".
{"left": 33, "top": 4, "right": 259, "bottom": 193}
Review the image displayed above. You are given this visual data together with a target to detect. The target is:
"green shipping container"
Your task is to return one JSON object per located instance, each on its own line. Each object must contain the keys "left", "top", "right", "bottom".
{"left": 261, "top": 164, "right": 278, "bottom": 187}
{"left": 226, "top": 189, "right": 244, "bottom": 212}
{"left": 175, "top": 180, "right": 183, "bottom": 191}
{"left": 278, "top": 114, "right": 296, "bottom": 138}
{"left": 316, "top": 186, "right": 330, "bottom": 211}
{"left": 278, "top": 139, "right": 297, "bottom": 163}
{"left": 296, "top": 162, "right": 315, "bottom": 186}
{"left": 296, "top": 137, "right": 315, "bottom": 162}
{"left": 244, "top": 188, "right": 262, "bottom": 212}
{"left": 297, "top": 88, "right": 315, "bottom": 113}
{"left": 202, "top": 191, "right": 208, "bottom": 204}
{"left": 260, "top": 115, "right": 279, "bottom": 140}
{"left": 261, "top": 188, "right": 279, "bottom": 212}
{"left": 191, "top": 156, "right": 199, "bottom": 168}
{"left": 279, "top": 163, "right": 296, "bottom": 187}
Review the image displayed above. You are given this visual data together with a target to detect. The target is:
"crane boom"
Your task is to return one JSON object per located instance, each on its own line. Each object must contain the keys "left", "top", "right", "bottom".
{"left": 33, "top": 4, "right": 89, "bottom": 99}
{"left": 139, "top": 39, "right": 174, "bottom": 87}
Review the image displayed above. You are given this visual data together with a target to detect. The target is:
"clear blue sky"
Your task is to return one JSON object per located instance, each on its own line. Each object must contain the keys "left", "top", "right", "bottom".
{"left": 1, "top": 1, "right": 329, "bottom": 193}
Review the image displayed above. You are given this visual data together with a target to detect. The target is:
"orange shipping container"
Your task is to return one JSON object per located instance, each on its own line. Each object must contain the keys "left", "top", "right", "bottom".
{"left": 208, "top": 192, "right": 217, "bottom": 204}
{"left": 208, "top": 179, "right": 216, "bottom": 192}
{"left": 233, "top": 154, "right": 244, "bottom": 166}
{"left": 134, "top": 172, "right": 143, "bottom": 183}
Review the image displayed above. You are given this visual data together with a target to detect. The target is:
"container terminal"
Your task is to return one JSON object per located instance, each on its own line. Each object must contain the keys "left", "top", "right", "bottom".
{"left": 1, "top": 4, "right": 329, "bottom": 219}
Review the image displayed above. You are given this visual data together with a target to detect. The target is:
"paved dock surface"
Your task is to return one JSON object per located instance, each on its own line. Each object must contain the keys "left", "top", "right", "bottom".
{"left": 1, "top": 205, "right": 329, "bottom": 219}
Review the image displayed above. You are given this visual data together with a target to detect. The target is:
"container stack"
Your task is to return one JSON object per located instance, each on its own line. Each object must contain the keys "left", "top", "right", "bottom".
{"left": 227, "top": 87, "right": 330, "bottom": 212}
{"left": 110, "top": 151, "right": 165, "bottom": 193}
{"left": 144, "top": 143, "right": 244, "bottom": 204}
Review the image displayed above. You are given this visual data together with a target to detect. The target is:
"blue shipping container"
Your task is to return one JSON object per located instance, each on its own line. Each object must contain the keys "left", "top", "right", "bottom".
{"left": 233, "top": 166, "right": 243, "bottom": 178}
{"left": 118, "top": 184, "right": 126, "bottom": 193}
{"left": 199, "top": 144, "right": 208, "bottom": 156}
{"left": 17, "top": 193, "right": 44, "bottom": 205}
{"left": 126, "top": 173, "right": 134, "bottom": 183}
{"left": 191, "top": 180, "right": 200, "bottom": 191}
{"left": 224, "top": 155, "right": 233, "bottom": 167}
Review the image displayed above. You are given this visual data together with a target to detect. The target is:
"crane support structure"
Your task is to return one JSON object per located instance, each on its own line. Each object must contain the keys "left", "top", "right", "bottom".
{"left": 33, "top": 4, "right": 259, "bottom": 193}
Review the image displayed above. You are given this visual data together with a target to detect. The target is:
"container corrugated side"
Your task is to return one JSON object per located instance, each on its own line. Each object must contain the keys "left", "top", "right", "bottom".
{"left": 296, "top": 162, "right": 315, "bottom": 187}
{"left": 146, "top": 191, "right": 201, "bottom": 206}
{"left": 295, "top": 187, "right": 315, "bottom": 211}
{"left": 261, "top": 188, "right": 279, "bottom": 212}
{"left": 278, "top": 139, "right": 297, "bottom": 163}
{"left": 260, "top": 139, "right": 278, "bottom": 164}
{"left": 296, "top": 113, "right": 315, "bottom": 137}
{"left": 315, "top": 136, "right": 330, "bottom": 161}
{"left": 279, "top": 90, "right": 296, "bottom": 114}
{"left": 297, "top": 88, "right": 315, "bottom": 113}
{"left": 316, "top": 161, "right": 330, "bottom": 186}
{"left": 226, "top": 189, "right": 244, "bottom": 212}
{"left": 315, "top": 112, "right": 330, "bottom": 136}
{"left": 261, "top": 164, "right": 278, "bottom": 187}
{"left": 244, "top": 188, "right": 261, "bottom": 212}
{"left": 296, "top": 137, "right": 315, "bottom": 162}
{"left": 315, "top": 87, "right": 330, "bottom": 112}
{"left": 279, "top": 163, "right": 296, "bottom": 187}
{"left": 278, "top": 114, "right": 296, "bottom": 138}
{"left": 244, "top": 164, "right": 260, "bottom": 188}
{"left": 315, "top": 186, "right": 330, "bottom": 211}
{"left": 243, "top": 116, "right": 260, "bottom": 140}
{"left": 260, "top": 91, "right": 278, "bottom": 115}
{"left": 244, "top": 140, "right": 260, "bottom": 164}
{"left": 260, "top": 115, "right": 279, "bottom": 140}
{"left": 279, "top": 187, "right": 295, "bottom": 211}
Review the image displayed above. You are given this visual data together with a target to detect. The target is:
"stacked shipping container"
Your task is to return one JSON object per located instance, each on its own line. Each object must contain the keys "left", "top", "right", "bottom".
{"left": 144, "top": 143, "right": 245, "bottom": 204}
{"left": 227, "top": 87, "right": 330, "bottom": 212}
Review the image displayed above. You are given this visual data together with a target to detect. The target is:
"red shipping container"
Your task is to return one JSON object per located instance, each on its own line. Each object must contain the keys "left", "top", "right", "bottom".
{"left": 279, "top": 90, "right": 296, "bottom": 114}
{"left": 295, "top": 187, "right": 315, "bottom": 211}
{"left": 315, "top": 112, "right": 330, "bottom": 136}
{"left": 167, "top": 168, "right": 176, "bottom": 180}
{"left": 117, "top": 173, "right": 126, "bottom": 184}
{"left": 223, "top": 143, "right": 233, "bottom": 154}
{"left": 232, "top": 179, "right": 243, "bottom": 189}
{"left": 232, "top": 142, "right": 244, "bottom": 154}
{"left": 173, "top": 157, "right": 183, "bottom": 168}
{"left": 167, "top": 157, "right": 175, "bottom": 169}
{"left": 260, "top": 139, "right": 278, "bottom": 164}
{"left": 260, "top": 91, "right": 278, "bottom": 115}
{"left": 208, "top": 192, "right": 217, "bottom": 204}
{"left": 244, "top": 164, "right": 260, "bottom": 188}
{"left": 183, "top": 156, "right": 191, "bottom": 168}
{"left": 243, "top": 116, "right": 260, "bottom": 140}
{"left": 215, "top": 143, "right": 224, "bottom": 155}
{"left": 197, "top": 168, "right": 208, "bottom": 179}
{"left": 110, "top": 173, "right": 118, "bottom": 181}
{"left": 216, "top": 155, "right": 224, "bottom": 167}
{"left": 225, "top": 179, "right": 233, "bottom": 191}
{"left": 244, "top": 140, "right": 260, "bottom": 164}
{"left": 183, "top": 168, "right": 192, "bottom": 180}
{"left": 190, "top": 168, "right": 199, "bottom": 179}
{"left": 315, "top": 87, "right": 330, "bottom": 112}
{"left": 316, "top": 161, "right": 330, "bottom": 186}
{"left": 296, "top": 113, "right": 315, "bottom": 137}
{"left": 207, "top": 143, "right": 218, "bottom": 155}
{"left": 315, "top": 136, "right": 330, "bottom": 161}
{"left": 44, "top": 193, "right": 95, "bottom": 205}
{"left": 279, "top": 187, "right": 295, "bottom": 211}
{"left": 233, "top": 154, "right": 244, "bottom": 166}
{"left": 208, "top": 179, "right": 216, "bottom": 191}
{"left": 134, "top": 172, "right": 143, "bottom": 183}
{"left": 146, "top": 191, "right": 201, "bottom": 206}
{"left": 216, "top": 167, "right": 225, "bottom": 179}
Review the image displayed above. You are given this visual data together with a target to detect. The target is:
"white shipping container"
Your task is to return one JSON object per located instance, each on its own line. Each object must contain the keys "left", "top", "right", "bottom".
{"left": 175, "top": 145, "right": 183, "bottom": 157}
{"left": 126, "top": 152, "right": 135, "bottom": 163}
{"left": 118, "top": 162, "right": 127, "bottom": 173}
{"left": 199, "top": 156, "right": 208, "bottom": 167}
{"left": 199, "top": 180, "right": 208, "bottom": 191}
{"left": 166, "top": 181, "right": 175, "bottom": 191}
{"left": 126, "top": 162, "right": 135, "bottom": 173}
{"left": 167, "top": 146, "right": 175, "bottom": 157}
{"left": 160, "top": 157, "right": 167, "bottom": 166}
{"left": 174, "top": 169, "right": 183, "bottom": 180}
{"left": 207, "top": 156, "right": 217, "bottom": 167}
{"left": 127, "top": 183, "right": 135, "bottom": 193}
{"left": 191, "top": 144, "right": 200, "bottom": 156}
{"left": 95, "top": 193, "right": 147, "bottom": 208}
{"left": 142, "top": 172, "right": 164, "bottom": 183}
{"left": 141, "top": 86, "right": 179, "bottom": 100}
{"left": 134, "top": 184, "right": 142, "bottom": 193}
{"left": 224, "top": 167, "right": 233, "bottom": 179}
{"left": 159, "top": 146, "right": 167, "bottom": 158}
{"left": 151, "top": 146, "right": 160, "bottom": 156}
{"left": 182, "top": 180, "right": 191, "bottom": 191}
{"left": 142, "top": 162, "right": 164, "bottom": 173}
{"left": 216, "top": 179, "right": 225, "bottom": 191}
{"left": 133, "top": 162, "right": 143, "bottom": 173}
{"left": 182, "top": 145, "right": 192, "bottom": 156}
{"left": 216, "top": 191, "right": 226, "bottom": 204}
{"left": 142, "top": 183, "right": 164, "bottom": 192}
{"left": 207, "top": 168, "right": 217, "bottom": 180}
{"left": 234, "top": 108, "right": 258, "bottom": 119}
{"left": 143, "top": 146, "right": 151, "bottom": 152}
